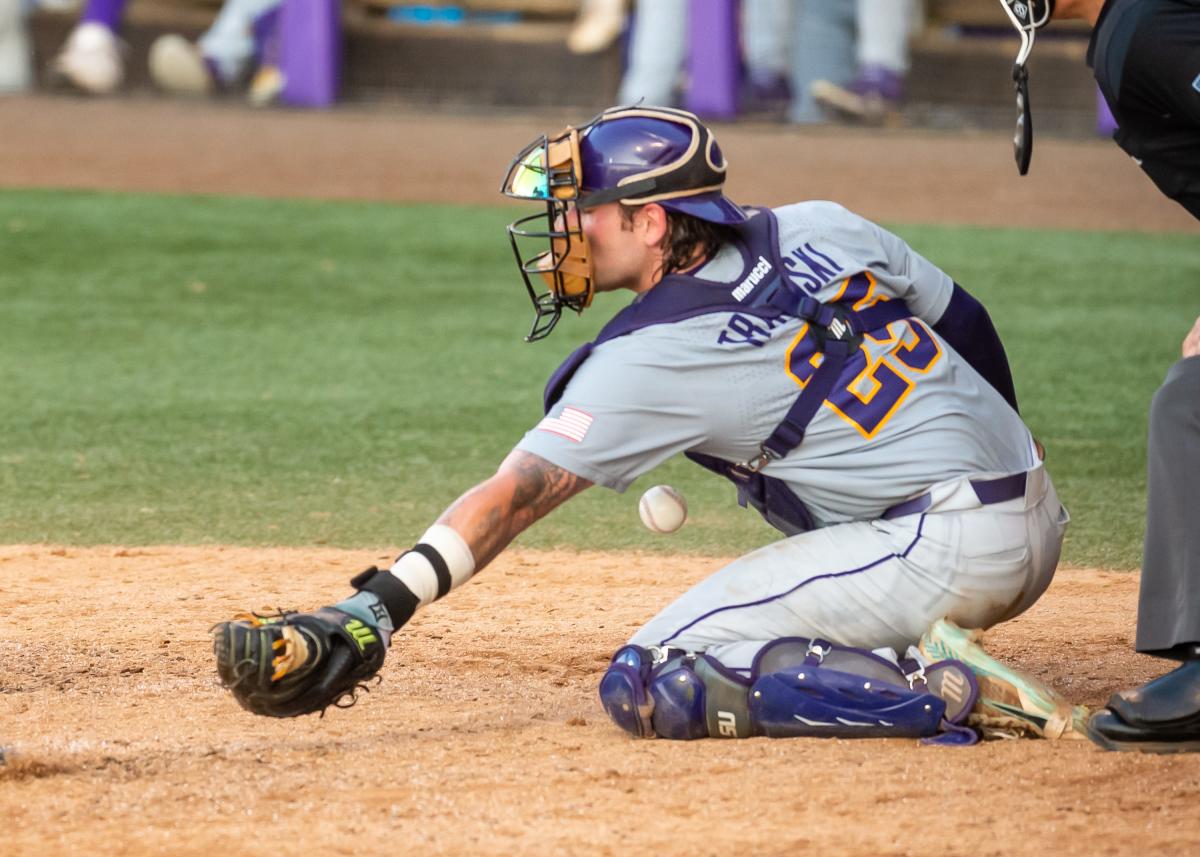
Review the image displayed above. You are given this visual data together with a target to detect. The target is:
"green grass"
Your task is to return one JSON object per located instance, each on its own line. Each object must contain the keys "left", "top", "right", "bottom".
{"left": 2, "top": 189, "right": 1197, "bottom": 568}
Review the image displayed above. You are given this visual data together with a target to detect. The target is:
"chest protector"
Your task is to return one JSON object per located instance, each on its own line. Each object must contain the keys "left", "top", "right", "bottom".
{"left": 542, "top": 207, "right": 911, "bottom": 535}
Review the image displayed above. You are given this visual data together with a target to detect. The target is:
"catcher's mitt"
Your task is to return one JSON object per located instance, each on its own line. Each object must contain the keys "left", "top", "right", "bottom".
{"left": 212, "top": 607, "right": 387, "bottom": 718}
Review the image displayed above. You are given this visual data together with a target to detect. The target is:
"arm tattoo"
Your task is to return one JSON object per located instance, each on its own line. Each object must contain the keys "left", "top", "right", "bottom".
{"left": 508, "top": 451, "right": 585, "bottom": 520}
{"left": 437, "top": 451, "right": 589, "bottom": 571}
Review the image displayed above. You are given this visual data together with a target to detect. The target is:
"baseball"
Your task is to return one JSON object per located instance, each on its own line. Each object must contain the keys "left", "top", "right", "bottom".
{"left": 639, "top": 485, "right": 688, "bottom": 534}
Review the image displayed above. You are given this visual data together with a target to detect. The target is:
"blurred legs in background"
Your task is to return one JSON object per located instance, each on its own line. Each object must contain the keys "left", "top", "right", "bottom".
{"left": 0, "top": 0, "right": 33, "bottom": 94}
{"left": 46, "top": 0, "right": 283, "bottom": 100}
{"left": 784, "top": 0, "right": 857, "bottom": 123}
{"left": 810, "top": 0, "right": 914, "bottom": 125}
{"left": 616, "top": 0, "right": 686, "bottom": 106}
{"left": 741, "top": 0, "right": 791, "bottom": 115}
{"left": 149, "top": 0, "right": 283, "bottom": 99}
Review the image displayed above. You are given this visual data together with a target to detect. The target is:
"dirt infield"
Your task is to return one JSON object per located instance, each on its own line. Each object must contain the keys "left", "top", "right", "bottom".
{"left": 2, "top": 94, "right": 1199, "bottom": 854}
{"left": 1, "top": 545, "right": 1198, "bottom": 856}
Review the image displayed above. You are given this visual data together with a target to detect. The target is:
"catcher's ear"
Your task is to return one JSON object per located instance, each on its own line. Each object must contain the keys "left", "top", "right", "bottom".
{"left": 635, "top": 203, "right": 669, "bottom": 248}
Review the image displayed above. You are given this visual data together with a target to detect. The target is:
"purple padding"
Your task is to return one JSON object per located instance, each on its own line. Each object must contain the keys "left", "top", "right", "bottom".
{"left": 280, "top": 0, "right": 341, "bottom": 108}
{"left": 685, "top": 0, "right": 739, "bottom": 119}
{"left": 1096, "top": 86, "right": 1118, "bottom": 135}
{"left": 80, "top": 0, "right": 128, "bottom": 30}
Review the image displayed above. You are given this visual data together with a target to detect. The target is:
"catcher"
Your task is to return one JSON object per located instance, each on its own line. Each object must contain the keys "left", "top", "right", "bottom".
{"left": 214, "top": 106, "right": 1083, "bottom": 742}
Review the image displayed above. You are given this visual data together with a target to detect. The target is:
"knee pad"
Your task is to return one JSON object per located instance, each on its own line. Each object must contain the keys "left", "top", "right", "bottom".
{"left": 598, "top": 645, "right": 655, "bottom": 738}
{"left": 598, "top": 647, "right": 753, "bottom": 740}
{"left": 647, "top": 663, "right": 708, "bottom": 740}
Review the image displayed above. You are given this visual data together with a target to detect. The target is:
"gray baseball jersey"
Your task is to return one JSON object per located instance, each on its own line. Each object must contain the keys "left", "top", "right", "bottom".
{"left": 517, "top": 201, "right": 1036, "bottom": 527}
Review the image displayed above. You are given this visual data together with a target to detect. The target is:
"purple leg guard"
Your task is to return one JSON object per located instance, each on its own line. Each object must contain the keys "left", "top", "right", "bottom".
{"left": 598, "top": 646, "right": 655, "bottom": 738}
{"left": 748, "top": 666, "right": 946, "bottom": 739}
{"left": 80, "top": 0, "right": 128, "bottom": 30}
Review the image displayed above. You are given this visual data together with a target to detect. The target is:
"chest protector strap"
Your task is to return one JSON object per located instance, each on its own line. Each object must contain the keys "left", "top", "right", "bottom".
{"left": 542, "top": 207, "right": 912, "bottom": 536}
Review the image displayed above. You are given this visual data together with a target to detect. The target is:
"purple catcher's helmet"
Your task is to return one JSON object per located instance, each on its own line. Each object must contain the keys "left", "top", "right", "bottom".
{"left": 575, "top": 106, "right": 748, "bottom": 224}
{"left": 501, "top": 105, "right": 748, "bottom": 340}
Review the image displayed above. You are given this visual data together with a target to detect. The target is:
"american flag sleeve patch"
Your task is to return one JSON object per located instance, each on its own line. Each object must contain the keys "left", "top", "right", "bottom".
{"left": 536, "top": 406, "right": 594, "bottom": 443}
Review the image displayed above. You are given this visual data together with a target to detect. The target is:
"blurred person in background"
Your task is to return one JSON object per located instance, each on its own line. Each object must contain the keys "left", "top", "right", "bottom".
{"left": 48, "top": 0, "right": 283, "bottom": 101}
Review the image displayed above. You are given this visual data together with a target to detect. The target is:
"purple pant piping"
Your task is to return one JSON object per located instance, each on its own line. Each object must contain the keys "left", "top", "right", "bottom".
{"left": 657, "top": 514, "right": 928, "bottom": 647}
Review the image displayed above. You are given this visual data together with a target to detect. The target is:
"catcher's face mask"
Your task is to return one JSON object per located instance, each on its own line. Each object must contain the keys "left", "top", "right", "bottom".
{"left": 502, "top": 106, "right": 747, "bottom": 342}
{"left": 502, "top": 127, "right": 594, "bottom": 342}
{"left": 997, "top": 0, "right": 1055, "bottom": 175}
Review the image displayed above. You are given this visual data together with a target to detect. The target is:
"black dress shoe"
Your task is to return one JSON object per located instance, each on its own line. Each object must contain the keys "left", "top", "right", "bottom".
{"left": 1108, "top": 660, "right": 1200, "bottom": 725}
{"left": 1086, "top": 707, "right": 1200, "bottom": 753}
{"left": 1086, "top": 661, "right": 1200, "bottom": 752}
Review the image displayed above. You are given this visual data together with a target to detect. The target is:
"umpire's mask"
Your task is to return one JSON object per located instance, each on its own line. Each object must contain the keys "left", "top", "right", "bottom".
{"left": 501, "top": 105, "right": 748, "bottom": 342}
{"left": 996, "top": 0, "right": 1056, "bottom": 175}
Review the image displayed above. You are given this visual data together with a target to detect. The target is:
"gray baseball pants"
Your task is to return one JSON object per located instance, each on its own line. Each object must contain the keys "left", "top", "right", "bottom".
{"left": 1136, "top": 356, "right": 1200, "bottom": 657}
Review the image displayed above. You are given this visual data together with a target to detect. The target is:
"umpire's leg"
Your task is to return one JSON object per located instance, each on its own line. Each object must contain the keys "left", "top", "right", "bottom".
{"left": 1087, "top": 352, "right": 1200, "bottom": 751}
{"left": 1136, "top": 356, "right": 1200, "bottom": 657}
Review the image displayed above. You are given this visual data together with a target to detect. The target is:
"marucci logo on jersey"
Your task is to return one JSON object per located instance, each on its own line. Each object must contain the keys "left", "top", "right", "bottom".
{"left": 536, "top": 407, "right": 594, "bottom": 443}
{"left": 731, "top": 256, "right": 772, "bottom": 301}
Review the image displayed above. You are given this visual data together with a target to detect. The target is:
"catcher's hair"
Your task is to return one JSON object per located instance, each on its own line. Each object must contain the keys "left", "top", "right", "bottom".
{"left": 618, "top": 204, "right": 739, "bottom": 276}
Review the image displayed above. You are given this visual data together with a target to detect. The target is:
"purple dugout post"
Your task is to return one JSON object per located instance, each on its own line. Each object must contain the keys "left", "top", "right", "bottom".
{"left": 80, "top": 0, "right": 128, "bottom": 30}
{"left": 684, "top": 0, "right": 739, "bottom": 120}
{"left": 280, "top": 0, "right": 341, "bottom": 108}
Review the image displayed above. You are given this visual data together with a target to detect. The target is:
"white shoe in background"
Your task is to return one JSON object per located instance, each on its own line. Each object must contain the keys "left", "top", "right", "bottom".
{"left": 0, "top": 0, "right": 32, "bottom": 94}
{"left": 149, "top": 34, "right": 214, "bottom": 96}
{"left": 247, "top": 63, "right": 283, "bottom": 107}
{"left": 567, "top": 0, "right": 626, "bottom": 55}
{"left": 50, "top": 21, "right": 124, "bottom": 95}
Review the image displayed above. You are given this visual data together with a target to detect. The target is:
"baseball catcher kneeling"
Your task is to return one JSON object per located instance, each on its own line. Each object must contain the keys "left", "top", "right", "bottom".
{"left": 214, "top": 106, "right": 1087, "bottom": 741}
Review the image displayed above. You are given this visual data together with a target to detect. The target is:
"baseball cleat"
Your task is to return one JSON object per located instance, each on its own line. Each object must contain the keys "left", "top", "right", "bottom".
{"left": 148, "top": 34, "right": 214, "bottom": 97}
{"left": 919, "top": 618, "right": 1088, "bottom": 740}
{"left": 48, "top": 22, "right": 123, "bottom": 95}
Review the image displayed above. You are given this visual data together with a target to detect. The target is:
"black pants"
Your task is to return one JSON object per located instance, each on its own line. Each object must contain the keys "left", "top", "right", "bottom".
{"left": 1093, "top": 0, "right": 1200, "bottom": 220}
{"left": 1136, "top": 357, "right": 1200, "bottom": 657}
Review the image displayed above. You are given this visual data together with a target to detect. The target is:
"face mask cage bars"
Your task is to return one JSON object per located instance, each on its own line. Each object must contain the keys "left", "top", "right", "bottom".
{"left": 999, "top": 0, "right": 1052, "bottom": 175}
{"left": 501, "top": 134, "right": 589, "bottom": 342}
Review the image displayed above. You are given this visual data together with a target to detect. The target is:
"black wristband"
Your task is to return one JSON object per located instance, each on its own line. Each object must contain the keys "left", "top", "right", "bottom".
{"left": 405, "top": 543, "right": 453, "bottom": 600}
{"left": 350, "top": 566, "right": 420, "bottom": 630}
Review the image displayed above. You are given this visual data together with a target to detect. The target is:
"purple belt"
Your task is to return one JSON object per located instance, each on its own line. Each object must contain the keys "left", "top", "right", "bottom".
{"left": 881, "top": 472, "right": 1028, "bottom": 521}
